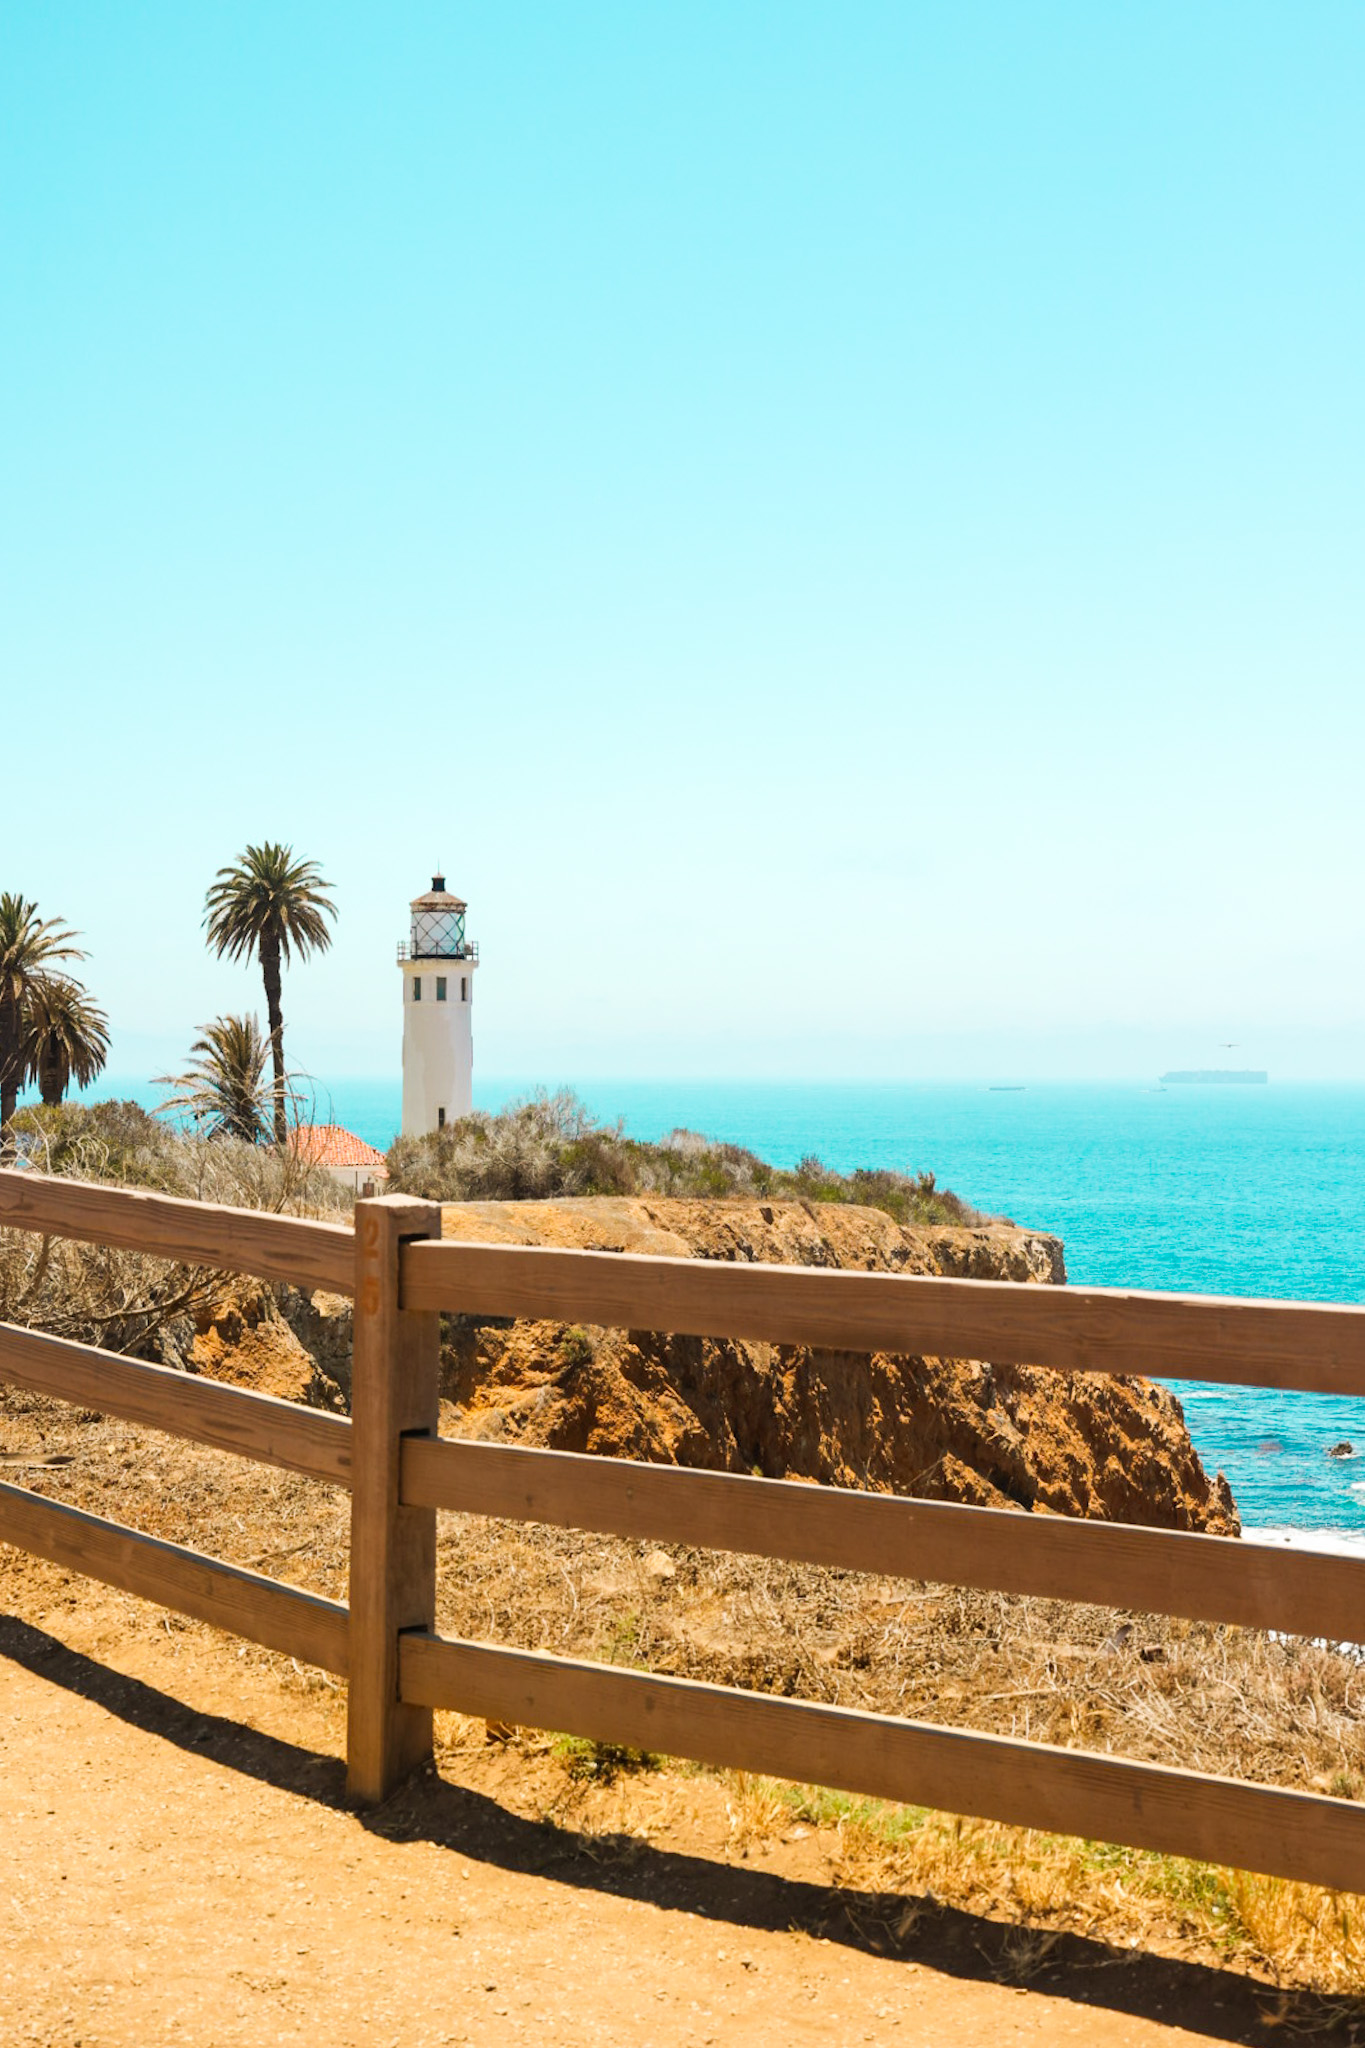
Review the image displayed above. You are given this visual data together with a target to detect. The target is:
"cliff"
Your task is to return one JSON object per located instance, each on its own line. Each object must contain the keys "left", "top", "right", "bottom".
{"left": 430, "top": 1196, "right": 1239, "bottom": 1534}
{"left": 170, "top": 1194, "right": 1235, "bottom": 1534}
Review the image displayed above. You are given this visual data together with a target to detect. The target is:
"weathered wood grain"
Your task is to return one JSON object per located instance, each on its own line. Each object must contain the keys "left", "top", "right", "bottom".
{"left": 402, "top": 1238, "right": 1365, "bottom": 1396}
{"left": 346, "top": 1196, "right": 442, "bottom": 1803}
{"left": 398, "top": 1631, "right": 1365, "bottom": 1892}
{"left": 0, "top": 1478, "right": 348, "bottom": 1673}
{"left": 0, "top": 1168, "right": 354, "bottom": 1295}
{"left": 400, "top": 1434, "right": 1365, "bottom": 1643}
{"left": 0, "top": 1319, "right": 351, "bottom": 1486}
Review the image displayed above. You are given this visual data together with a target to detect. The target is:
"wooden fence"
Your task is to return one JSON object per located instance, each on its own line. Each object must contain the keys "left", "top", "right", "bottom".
{"left": 2, "top": 1171, "right": 1364, "bottom": 1893}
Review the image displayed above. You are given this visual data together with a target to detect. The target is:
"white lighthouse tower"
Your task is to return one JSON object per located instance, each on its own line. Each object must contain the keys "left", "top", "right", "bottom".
{"left": 399, "top": 875, "right": 478, "bottom": 1135}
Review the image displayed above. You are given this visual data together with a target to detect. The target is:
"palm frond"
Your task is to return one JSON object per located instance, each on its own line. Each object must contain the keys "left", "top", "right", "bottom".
{"left": 0, "top": 893, "right": 85, "bottom": 1006}
{"left": 203, "top": 841, "right": 337, "bottom": 965}
{"left": 0, "top": 896, "right": 89, "bottom": 1134}
{"left": 155, "top": 1014, "right": 274, "bottom": 1145}
{"left": 21, "top": 973, "right": 111, "bottom": 1104}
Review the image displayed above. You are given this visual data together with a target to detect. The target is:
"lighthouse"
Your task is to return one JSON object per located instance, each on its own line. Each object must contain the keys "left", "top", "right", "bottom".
{"left": 398, "top": 875, "right": 478, "bottom": 1135}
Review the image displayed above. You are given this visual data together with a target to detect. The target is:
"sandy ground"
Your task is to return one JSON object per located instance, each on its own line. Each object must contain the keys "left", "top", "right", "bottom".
{"left": 2, "top": 1555, "right": 1356, "bottom": 2048}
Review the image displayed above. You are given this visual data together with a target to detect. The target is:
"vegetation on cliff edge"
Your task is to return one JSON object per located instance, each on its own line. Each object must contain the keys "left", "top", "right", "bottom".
{"left": 385, "top": 1088, "right": 988, "bottom": 1227}
{"left": 1, "top": 1100, "right": 350, "bottom": 1354}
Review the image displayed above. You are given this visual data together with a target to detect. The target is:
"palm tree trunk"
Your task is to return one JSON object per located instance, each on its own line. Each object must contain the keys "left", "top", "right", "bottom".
{"left": 260, "top": 933, "right": 288, "bottom": 1145}
{"left": 39, "top": 1044, "right": 65, "bottom": 1108}
{"left": 0, "top": 991, "right": 19, "bottom": 1157}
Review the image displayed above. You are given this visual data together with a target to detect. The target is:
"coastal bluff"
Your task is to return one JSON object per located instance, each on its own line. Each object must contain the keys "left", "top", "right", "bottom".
{"left": 168, "top": 1192, "right": 1235, "bottom": 1534}
{"left": 424, "top": 1195, "right": 1239, "bottom": 1535}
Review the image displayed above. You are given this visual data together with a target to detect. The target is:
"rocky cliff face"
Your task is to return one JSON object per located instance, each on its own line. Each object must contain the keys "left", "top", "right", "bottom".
{"left": 433, "top": 1197, "right": 1240, "bottom": 1535}
{"left": 183, "top": 1194, "right": 1234, "bottom": 1533}
{"left": 172, "top": 1284, "right": 348, "bottom": 1413}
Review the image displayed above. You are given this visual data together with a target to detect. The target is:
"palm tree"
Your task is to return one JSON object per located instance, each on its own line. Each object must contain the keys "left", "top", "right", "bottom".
{"left": 203, "top": 843, "right": 336, "bottom": 1144}
{"left": 21, "top": 973, "right": 111, "bottom": 1106}
{"left": 155, "top": 1014, "right": 273, "bottom": 1144}
{"left": 0, "top": 894, "right": 85, "bottom": 1148}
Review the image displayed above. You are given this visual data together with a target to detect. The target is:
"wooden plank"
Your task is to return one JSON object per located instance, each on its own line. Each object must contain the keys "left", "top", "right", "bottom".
{"left": 0, "top": 1168, "right": 354, "bottom": 1296}
{"left": 0, "top": 1478, "right": 348, "bottom": 1673}
{"left": 402, "top": 1238, "right": 1365, "bottom": 1396}
{"left": 399, "top": 1631, "right": 1365, "bottom": 1892}
{"left": 401, "top": 1435, "right": 1365, "bottom": 1643}
{"left": 346, "top": 1196, "right": 442, "bottom": 1803}
{"left": 0, "top": 1319, "right": 351, "bottom": 1487}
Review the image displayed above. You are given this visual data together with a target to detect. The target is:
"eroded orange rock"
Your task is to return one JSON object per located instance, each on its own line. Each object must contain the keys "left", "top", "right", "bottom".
{"left": 437, "top": 1197, "right": 1239, "bottom": 1535}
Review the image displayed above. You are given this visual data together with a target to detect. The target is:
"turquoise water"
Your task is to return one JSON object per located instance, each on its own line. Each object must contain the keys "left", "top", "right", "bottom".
{"left": 92, "top": 1075, "right": 1365, "bottom": 1532}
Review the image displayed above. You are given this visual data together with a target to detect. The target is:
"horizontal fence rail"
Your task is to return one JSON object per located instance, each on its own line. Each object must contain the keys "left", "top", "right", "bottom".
{"left": 0, "top": 1479, "right": 349, "bottom": 1674}
{"left": 401, "top": 1434, "right": 1365, "bottom": 1645}
{"left": 0, "top": 1320, "right": 352, "bottom": 1487}
{"left": 0, "top": 1168, "right": 355, "bottom": 1297}
{"left": 401, "top": 1237, "right": 1365, "bottom": 1397}
{"left": 398, "top": 1632, "right": 1365, "bottom": 1895}
{"left": 2, "top": 1172, "right": 1363, "bottom": 1896}
{"left": 0, "top": 1170, "right": 358, "bottom": 1701}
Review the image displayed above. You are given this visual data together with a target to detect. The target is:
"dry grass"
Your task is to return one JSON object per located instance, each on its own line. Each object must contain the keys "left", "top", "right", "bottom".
{"left": 5, "top": 1380, "right": 1365, "bottom": 2001}
{"left": 711, "top": 1773, "right": 1365, "bottom": 1998}
{"left": 1, "top": 1099, "right": 352, "bottom": 1357}
{"left": 426, "top": 1502, "right": 1365, "bottom": 1796}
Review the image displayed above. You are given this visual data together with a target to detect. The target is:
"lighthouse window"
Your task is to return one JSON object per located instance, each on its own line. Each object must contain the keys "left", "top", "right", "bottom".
{"left": 437, "top": 1107, "right": 446, "bottom": 1129}
{"left": 436, "top": 977, "right": 447, "bottom": 1001}
{"left": 461, "top": 976, "right": 468, "bottom": 1002}
{"left": 412, "top": 977, "right": 421, "bottom": 1001}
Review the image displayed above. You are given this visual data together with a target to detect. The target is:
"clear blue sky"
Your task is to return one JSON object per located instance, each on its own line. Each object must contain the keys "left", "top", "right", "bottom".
{"left": 3, "top": 4, "right": 1363, "bottom": 1083}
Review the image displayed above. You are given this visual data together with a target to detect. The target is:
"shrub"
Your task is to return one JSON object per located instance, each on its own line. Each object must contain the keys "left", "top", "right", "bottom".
{"left": 12, "top": 1099, "right": 351, "bottom": 1215}
{"left": 2, "top": 1101, "right": 351, "bottom": 1357}
{"left": 386, "top": 1091, "right": 986, "bottom": 1228}
{"left": 557, "top": 1325, "right": 597, "bottom": 1369}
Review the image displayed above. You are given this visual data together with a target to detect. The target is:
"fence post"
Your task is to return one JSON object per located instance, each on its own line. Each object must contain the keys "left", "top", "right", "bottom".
{"left": 347, "top": 1193, "right": 443, "bottom": 1803}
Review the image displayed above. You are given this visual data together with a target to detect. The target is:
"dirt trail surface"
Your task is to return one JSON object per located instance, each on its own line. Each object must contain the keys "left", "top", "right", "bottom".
{"left": 0, "top": 1571, "right": 1340, "bottom": 2048}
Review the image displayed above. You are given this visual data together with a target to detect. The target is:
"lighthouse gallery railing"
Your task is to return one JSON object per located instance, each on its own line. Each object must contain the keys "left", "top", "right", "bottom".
{"left": 2, "top": 1167, "right": 1364, "bottom": 1893}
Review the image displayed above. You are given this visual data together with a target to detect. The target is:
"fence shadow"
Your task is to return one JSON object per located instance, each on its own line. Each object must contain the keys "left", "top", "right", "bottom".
{"left": 3, "top": 1613, "right": 1354, "bottom": 2048}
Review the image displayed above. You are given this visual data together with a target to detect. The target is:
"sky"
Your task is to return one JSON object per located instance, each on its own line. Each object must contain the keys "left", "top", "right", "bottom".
{"left": 3, "top": 3, "right": 1364, "bottom": 1085}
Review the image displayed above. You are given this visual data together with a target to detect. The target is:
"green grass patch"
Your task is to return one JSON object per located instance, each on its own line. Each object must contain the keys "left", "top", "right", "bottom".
{"left": 551, "top": 1734, "right": 661, "bottom": 1783}
{"left": 778, "top": 1783, "right": 929, "bottom": 1843}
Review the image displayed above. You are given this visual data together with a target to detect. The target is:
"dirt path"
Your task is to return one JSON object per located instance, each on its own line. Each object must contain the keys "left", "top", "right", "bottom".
{"left": 0, "top": 1572, "right": 1338, "bottom": 2048}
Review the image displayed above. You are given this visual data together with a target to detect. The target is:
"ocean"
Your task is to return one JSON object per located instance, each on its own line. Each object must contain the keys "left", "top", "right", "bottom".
{"left": 94, "top": 1074, "right": 1365, "bottom": 1536}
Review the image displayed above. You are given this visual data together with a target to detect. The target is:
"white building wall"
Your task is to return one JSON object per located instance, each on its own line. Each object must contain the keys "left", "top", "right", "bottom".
{"left": 400, "top": 958, "right": 475, "bottom": 1135}
{"left": 326, "top": 1161, "right": 389, "bottom": 1194}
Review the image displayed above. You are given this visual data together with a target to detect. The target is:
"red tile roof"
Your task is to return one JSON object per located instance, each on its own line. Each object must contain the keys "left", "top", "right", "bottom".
{"left": 288, "top": 1123, "right": 389, "bottom": 1170}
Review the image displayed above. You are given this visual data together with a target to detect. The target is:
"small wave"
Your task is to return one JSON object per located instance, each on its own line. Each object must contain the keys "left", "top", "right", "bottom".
{"left": 1245, "top": 1525, "right": 1365, "bottom": 1557}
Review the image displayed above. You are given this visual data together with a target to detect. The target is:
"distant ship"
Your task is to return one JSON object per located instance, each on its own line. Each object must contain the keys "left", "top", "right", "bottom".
{"left": 1159, "top": 1070, "right": 1268, "bottom": 1085}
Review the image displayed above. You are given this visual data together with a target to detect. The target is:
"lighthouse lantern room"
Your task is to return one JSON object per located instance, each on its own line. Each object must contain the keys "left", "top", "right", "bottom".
{"left": 399, "top": 874, "right": 478, "bottom": 1135}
